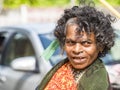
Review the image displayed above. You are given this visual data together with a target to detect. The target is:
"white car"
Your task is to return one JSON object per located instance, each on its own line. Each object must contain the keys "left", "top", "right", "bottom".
{"left": 0, "top": 23, "right": 65, "bottom": 90}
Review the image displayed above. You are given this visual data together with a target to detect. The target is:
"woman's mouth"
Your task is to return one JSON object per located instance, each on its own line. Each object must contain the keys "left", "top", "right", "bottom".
{"left": 72, "top": 57, "right": 87, "bottom": 64}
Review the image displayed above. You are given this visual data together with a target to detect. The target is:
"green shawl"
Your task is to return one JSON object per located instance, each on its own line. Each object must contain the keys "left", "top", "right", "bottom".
{"left": 36, "top": 58, "right": 112, "bottom": 90}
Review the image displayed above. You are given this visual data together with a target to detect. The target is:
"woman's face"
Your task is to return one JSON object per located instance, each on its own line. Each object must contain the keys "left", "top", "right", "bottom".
{"left": 64, "top": 24, "right": 101, "bottom": 69}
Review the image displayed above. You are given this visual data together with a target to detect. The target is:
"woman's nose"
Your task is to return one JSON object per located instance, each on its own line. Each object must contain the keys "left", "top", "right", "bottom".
{"left": 73, "top": 43, "right": 83, "bottom": 54}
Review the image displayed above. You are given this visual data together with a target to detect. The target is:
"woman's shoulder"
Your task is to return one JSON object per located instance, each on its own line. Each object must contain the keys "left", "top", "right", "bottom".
{"left": 78, "top": 59, "right": 110, "bottom": 90}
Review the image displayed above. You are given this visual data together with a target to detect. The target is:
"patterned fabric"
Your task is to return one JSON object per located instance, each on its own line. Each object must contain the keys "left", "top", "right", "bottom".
{"left": 36, "top": 58, "right": 112, "bottom": 90}
{"left": 44, "top": 62, "right": 77, "bottom": 90}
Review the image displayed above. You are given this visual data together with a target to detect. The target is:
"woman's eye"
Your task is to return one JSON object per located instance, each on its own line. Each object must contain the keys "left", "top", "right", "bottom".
{"left": 82, "top": 41, "right": 91, "bottom": 46}
{"left": 65, "top": 40, "right": 75, "bottom": 46}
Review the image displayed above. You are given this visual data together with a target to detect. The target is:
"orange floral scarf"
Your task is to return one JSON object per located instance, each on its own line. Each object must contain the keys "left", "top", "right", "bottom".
{"left": 44, "top": 62, "right": 77, "bottom": 90}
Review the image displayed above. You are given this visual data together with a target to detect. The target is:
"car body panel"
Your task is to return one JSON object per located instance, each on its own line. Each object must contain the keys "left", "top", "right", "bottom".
{"left": 0, "top": 23, "right": 55, "bottom": 90}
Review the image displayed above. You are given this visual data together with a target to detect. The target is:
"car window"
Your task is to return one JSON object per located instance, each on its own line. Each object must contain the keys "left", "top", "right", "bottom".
{"left": 0, "top": 32, "right": 9, "bottom": 61}
{"left": 0, "top": 36, "right": 5, "bottom": 54}
{"left": 4, "top": 33, "right": 35, "bottom": 66}
{"left": 39, "top": 33, "right": 61, "bottom": 55}
{"left": 0, "top": 36, "right": 5, "bottom": 52}
{"left": 39, "top": 33, "right": 66, "bottom": 65}
{"left": 39, "top": 34, "right": 52, "bottom": 49}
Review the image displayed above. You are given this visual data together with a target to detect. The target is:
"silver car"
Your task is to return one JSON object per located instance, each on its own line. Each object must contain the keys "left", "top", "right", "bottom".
{"left": 0, "top": 23, "right": 64, "bottom": 90}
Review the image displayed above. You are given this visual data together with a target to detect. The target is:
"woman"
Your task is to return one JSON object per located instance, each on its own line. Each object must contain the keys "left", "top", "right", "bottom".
{"left": 36, "top": 3, "right": 115, "bottom": 90}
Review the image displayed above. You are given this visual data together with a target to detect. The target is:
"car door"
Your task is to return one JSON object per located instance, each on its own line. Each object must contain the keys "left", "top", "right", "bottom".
{"left": 0, "top": 30, "right": 44, "bottom": 90}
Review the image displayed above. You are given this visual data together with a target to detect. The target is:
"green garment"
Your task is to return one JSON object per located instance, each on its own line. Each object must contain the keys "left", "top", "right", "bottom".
{"left": 36, "top": 58, "right": 112, "bottom": 90}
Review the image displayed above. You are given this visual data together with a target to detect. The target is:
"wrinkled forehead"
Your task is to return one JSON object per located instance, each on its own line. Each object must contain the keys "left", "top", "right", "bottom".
{"left": 65, "top": 18, "right": 78, "bottom": 34}
{"left": 65, "top": 18, "right": 93, "bottom": 37}
{"left": 65, "top": 18, "right": 94, "bottom": 40}
{"left": 65, "top": 18, "right": 83, "bottom": 37}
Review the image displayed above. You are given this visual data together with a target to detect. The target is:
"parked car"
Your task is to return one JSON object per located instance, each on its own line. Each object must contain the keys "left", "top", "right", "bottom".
{"left": 0, "top": 23, "right": 65, "bottom": 90}
{"left": 101, "top": 20, "right": 120, "bottom": 90}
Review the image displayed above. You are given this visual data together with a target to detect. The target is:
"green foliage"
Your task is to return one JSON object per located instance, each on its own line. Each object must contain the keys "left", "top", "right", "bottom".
{"left": 106, "top": 0, "right": 120, "bottom": 6}
{"left": 76, "top": 0, "right": 120, "bottom": 7}
{"left": 35, "top": 0, "right": 69, "bottom": 7}
{"left": 3, "top": 0, "right": 70, "bottom": 8}
{"left": 93, "top": 0, "right": 120, "bottom": 6}
{"left": 3, "top": 0, "right": 120, "bottom": 9}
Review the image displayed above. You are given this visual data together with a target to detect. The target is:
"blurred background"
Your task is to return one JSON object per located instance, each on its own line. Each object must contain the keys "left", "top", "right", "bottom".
{"left": 0, "top": 0, "right": 120, "bottom": 26}
{"left": 0, "top": 1, "right": 120, "bottom": 90}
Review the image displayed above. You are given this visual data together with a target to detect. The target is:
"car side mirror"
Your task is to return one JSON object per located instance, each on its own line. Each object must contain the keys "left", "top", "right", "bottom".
{"left": 10, "top": 56, "right": 36, "bottom": 71}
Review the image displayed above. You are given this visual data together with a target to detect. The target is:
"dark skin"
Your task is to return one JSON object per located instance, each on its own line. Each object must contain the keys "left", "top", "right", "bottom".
{"left": 64, "top": 24, "right": 103, "bottom": 69}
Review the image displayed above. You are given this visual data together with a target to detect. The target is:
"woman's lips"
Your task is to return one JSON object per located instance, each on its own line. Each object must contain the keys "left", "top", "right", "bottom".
{"left": 72, "top": 57, "right": 87, "bottom": 64}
